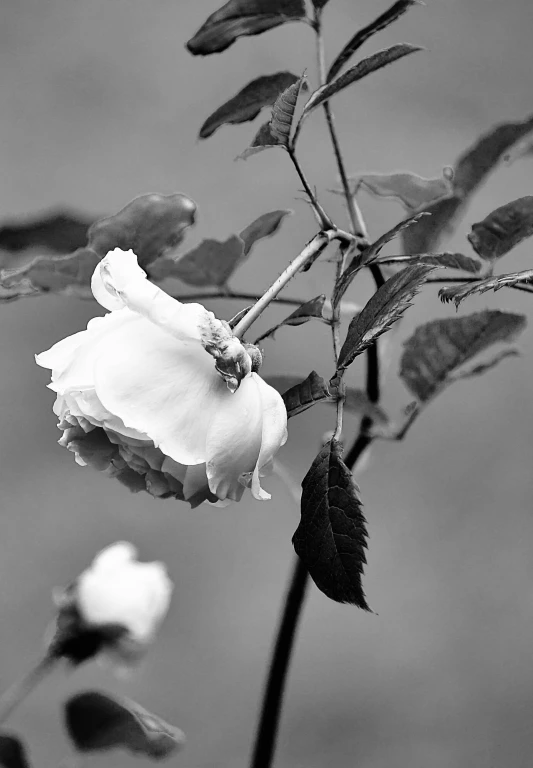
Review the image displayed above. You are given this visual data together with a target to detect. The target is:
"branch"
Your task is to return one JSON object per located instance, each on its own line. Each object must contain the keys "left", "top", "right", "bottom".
{"left": 167, "top": 291, "right": 312, "bottom": 307}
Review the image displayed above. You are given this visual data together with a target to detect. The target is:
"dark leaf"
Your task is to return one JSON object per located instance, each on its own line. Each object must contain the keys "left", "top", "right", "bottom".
{"left": 199, "top": 72, "right": 300, "bottom": 138}
{"left": 336, "top": 168, "right": 453, "bottom": 211}
{"left": 378, "top": 251, "right": 482, "bottom": 273}
{"left": 337, "top": 265, "right": 432, "bottom": 371}
{"left": 293, "top": 439, "right": 370, "bottom": 608}
{"left": 152, "top": 236, "right": 244, "bottom": 287}
{"left": 236, "top": 120, "right": 282, "bottom": 160}
{"left": 402, "top": 113, "right": 533, "bottom": 253}
{"left": 0, "top": 734, "right": 31, "bottom": 768}
{"left": 239, "top": 209, "right": 292, "bottom": 255}
{"left": 268, "top": 371, "right": 332, "bottom": 418}
{"left": 439, "top": 268, "right": 533, "bottom": 307}
{"left": 327, "top": 0, "right": 422, "bottom": 82}
{"left": 0, "top": 210, "right": 94, "bottom": 255}
{"left": 65, "top": 691, "right": 185, "bottom": 760}
{"left": 254, "top": 295, "right": 327, "bottom": 343}
{"left": 399, "top": 310, "right": 526, "bottom": 402}
{"left": 333, "top": 212, "right": 429, "bottom": 306}
{"left": 302, "top": 44, "right": 422, "bottom": 117}
{"left": 312, "top": 0, "right": 330, "bottom": 8}
{"left": 467, "top": 196, "right": 533, "bottom": 262}
{"left": 186, "top": 0, "right": 306, "bottom": 55}
{"left": 270, "top": 76, "right": 307, "bottom": 147}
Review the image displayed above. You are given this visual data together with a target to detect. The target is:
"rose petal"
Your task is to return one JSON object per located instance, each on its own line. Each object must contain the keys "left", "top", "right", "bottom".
{"left": 249, "top": 375, "right": 288, "bottom": 500}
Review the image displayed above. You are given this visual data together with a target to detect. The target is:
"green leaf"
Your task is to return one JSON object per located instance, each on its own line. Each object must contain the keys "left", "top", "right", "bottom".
{"left": 236, "top": 121, "right": 282, "bottom": 160}
{"left": 337, "top": 265, "right": 432, "bottom": 372}
{"left": 377, "top": 252, "right": 482, "bottom": 273}
{"left": 65, "top": 691, "right": 185, "bottom": 760}
{"left": 439, "top": 268, "right": 533, "bottom": 307}
{"left": 302, "top": 44, "right": 422, "bottom": 118}
{"left": 254, "top": 295, "right": 327, "bottom": 343}
{"left": 337, "top": 168, "right": 453, "bottom": 212}
{"left": 399, "top": 310, "right": 526, "bottom": 402}
{"left": 293, "top": 439, "right": 370, "bottom": 608}
{"left": 199, "top": 72, "right": 300, "bottom": 138}
{"left": 402, "top": 112, "right": 533, "bottom": 253}
{"left": 270, "top": 76, "right": 307, "bottom": 148}
{"left": 0, "top": 735, "right": 31, "bottom": 768}
{"left": 268, "top": 371, "right": 332, "bottom": 418}
{"left": 239, "top": 209, "right": 292, "bottom": 255}
{"left": 0, "top": 210, "right": 94, "bottom": 255}
{"left": 327, "top": 0, "right": 422, "bottom": 82}
{"left": 186, "top": 0, "right": 306, "bottom": 56}
{"left": 467, "top": 196, "right": 533, "bottom": 262}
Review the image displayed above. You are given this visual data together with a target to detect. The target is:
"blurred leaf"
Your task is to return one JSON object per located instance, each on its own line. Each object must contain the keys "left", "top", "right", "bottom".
{"left": 327, "top": 0, "right": 422, "bottom": 82}
{"left": 293, "top": 439, "right": 370, "bottom": 608}
{"left": 337, "top": 265, "right": 432, "bottom": 372}
{"left": 378, "top": 251, "right": 482, "bottom": 273}
{"left": 254, "top": 295, "right": 327, "bottom": 343}
{"left": 236, "top": 121, "right": 282, "bottom": 160}
{"left": 270, "top": 371, "right": 332, "bottom": 418}
{"left": 337, "top": 168, "right": 453, "bottom": 211}
{"left": 467, "top": 196, "right": 533, "bottom": 262}
{"left": 199, "top": 72, "right": 300, "bottom": 138}
{"left": 439, "top": 268, "right": 533, "bottom": 307}
{"left": 0, "top": 734, "right": 31, "bottom": 768}
{"left": 186, "top": 0, "right": 306, "bottom": 55}
{"left": 402, "top": 112, "right": 533, "bottom": 253}
{"left": 302, "top": 44, "right": 422, "bottom": 117}
{"left": 399, "top": 310, "right": 526, "bottom": 402}
{"left": 333, "top": 212, "right": 429, "bottom": 306}
{"left": 504, "top": 133, "right": 533, "bottom": 165}
{"left": 343, "top": 389, "right": 389, "bottom": 424}
{"left": 87, "top": 193, "right": 196, "bottom": 268}
{"left": 270, "top": 76, "right": 307, "bottom": 147}
{"left": 0, "top": 210, "right": 94, "bottom": 255}
{"left": 312, "top": 0, "right": 330, "bottom": 8}
{"left": 452, "top": 348, "right": 520, "bottom": 381}
{"left": 65, "top": 691, "right": 185, "bottom": 760}
{"left": 239, "top": 209, "right": 292, "bottom": 255}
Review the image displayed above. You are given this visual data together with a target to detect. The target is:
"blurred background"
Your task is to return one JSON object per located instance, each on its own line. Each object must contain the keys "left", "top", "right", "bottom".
{"left": 1, "top": 0, "right": 533, "bottom": 766}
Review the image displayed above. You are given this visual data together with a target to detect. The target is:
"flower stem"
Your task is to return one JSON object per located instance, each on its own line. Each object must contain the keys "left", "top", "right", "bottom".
{"left": 0, "top": 655, "right": 56, "bottom": 726}
{"left": 169, "top": 291, "right": 312, "bottom": 307}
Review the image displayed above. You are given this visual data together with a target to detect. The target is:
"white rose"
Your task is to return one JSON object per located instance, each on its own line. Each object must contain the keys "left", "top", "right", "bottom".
{"left": 36, "top": 249, "right": 288, "bottom": 505}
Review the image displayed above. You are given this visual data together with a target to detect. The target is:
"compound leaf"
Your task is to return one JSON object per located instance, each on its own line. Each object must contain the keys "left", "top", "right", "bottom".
{"left": 439, "top": 268, "right": 533, "bottom": 307}
{"left": 270, "top": 76, "right": 307, "bottom": 147}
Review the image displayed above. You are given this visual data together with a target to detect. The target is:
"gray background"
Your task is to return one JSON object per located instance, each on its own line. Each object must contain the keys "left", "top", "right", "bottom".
{"left": 1, "top": 0, "right": 533, "bottom": 766}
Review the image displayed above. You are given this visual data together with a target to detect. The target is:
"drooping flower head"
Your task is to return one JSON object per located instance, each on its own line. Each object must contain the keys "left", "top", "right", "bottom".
{"left": 36, "top": 249, "right": 287, "bottom": 506}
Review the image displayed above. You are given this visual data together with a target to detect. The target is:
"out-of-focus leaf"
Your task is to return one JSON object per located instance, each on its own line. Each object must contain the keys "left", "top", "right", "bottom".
{"left": 293, "top": 439, "right": 370, "bottom": 608}
{"left": 343, "top": 389, "right": 389, "bottom": 424}
{"left": 270, "top": 76, "right": 307, "bottom": 147}
{"left": 333, "top": 212, "right": 429, "bottom": 306}
{"left": 452, "top": 348, "right": 520, "bottom": 381}
{"left": 402, "top": 113, "right": 533, "bottom": 253}
{"left": 337, "top": 265, "right": 432, "bottom": 372}
{"left": 504, "top": 133, "right": 533, "bottom": 165}
{"left": 87, "top": 194, "right": 196, "bottom": 268}
{"left": 312, "top": 0, "right": 330, "bottom": 8}
{"left": 236, "top": 121, "right": 282, "bottom": 160}
{"left": 239, "top": 209, "right": 292, "bottom": 255}
{"left": 399, "top": 310, "right": 526, "bottom": 402}
{"left": 270, "top": 371, "right": 332, "bottom": 418}
{"left": 337, "top": 168, "right": 453, "bottom": 211}
{"left": 0, "top": 734, "right": 31, "bottom": 768}
{"left": 378, "top": 252, "right": 482, "bottom": 273}
{"left": 327, "top": 0, "right": 422, "bottom": 82}
{"left": 199, "top": 72, "right": 300, "bottom": 138}
{"left": 186, "top": 0, "right": 306, "bottom": 56}
{"left": 467, "top": 196, "right": 533, "bottom": 262}
{"left": 302, "top": 44, "right": 422, "bottom": 118}
{"left": 0, "top": 210, "right": 94, "bottom": 255}
{"left": 254, "top": 295, "right": 326, "bottom": 343}
{"left": 439, "top": 268, "right": 533, "bottom": 307}
{"left": 65, "top": 691, "right": 185, "bottom": 760}
{"left": 153, "top": 236, "right": 244, "bottom": 287}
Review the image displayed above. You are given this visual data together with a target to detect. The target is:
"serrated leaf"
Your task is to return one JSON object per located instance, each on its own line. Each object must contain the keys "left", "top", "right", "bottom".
{"left": 302, "top": 44, "right": 422, "bottom": 117}
{"left": 236, "top": 121, "right": 282, "bottom": 160}
{"left": 399, "top": 310, "right": 526, "bottom": 402}
{"left": 339, "top": 168, "right": 453, "bottom": 212}
{"left": 199, "top": 72, "right": 300, "bottom": 138}
{"left": 65, "top": 691, "right": 185, "bottom": 760}
{"left": 268, "top": 371, "right": 332, "bottom": 418}
{"left": 439, "top": 268, "right": 533, "bottom": 307}
{"left": 293, "top": 439, "right": 370, "bottom": 608}
{"left": 337, "top": 265, "right": 432, "bottom": 371}
{"left": 0, "top": 735, "right": 31, "bottom": 768}
{"left": 402, "top": 113, "right": 533, "bottom": 253}
{"left": 254, "top": 295, "right": 327, "bottom": 343}
{"left": 239, "top": 209, "right": 292, "bottom": 255}
{"left": 327, "top": 0, "right": 422, "bottom": 82}
{"left": 0, "top": 210, "right": 94, "bottom": 255}
{"left": 186, "top": 0, "right": 306, "bottom": 56}
{"left": 151, "top": 235, "right": 244, "bottom": 287}
{"left": 270, "top": 76, "right": 307, "bottom": 147}
{"left": 378, "top": 251, "right": 482, "bottom": 273}
{"left": 467, "top": 196, "right": 533, "bottom": 262}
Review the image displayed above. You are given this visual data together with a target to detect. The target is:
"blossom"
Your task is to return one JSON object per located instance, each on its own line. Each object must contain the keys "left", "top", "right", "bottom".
{"left": 36, "top": 248, "right": 288, "bottom": 505}
{"left": 50, "top": 542, "right": 172, "bottom": 665}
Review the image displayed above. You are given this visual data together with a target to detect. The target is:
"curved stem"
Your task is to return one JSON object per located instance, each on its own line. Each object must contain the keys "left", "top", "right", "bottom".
{"left": 0, "top": 655, "right": 55, "bottom": 726}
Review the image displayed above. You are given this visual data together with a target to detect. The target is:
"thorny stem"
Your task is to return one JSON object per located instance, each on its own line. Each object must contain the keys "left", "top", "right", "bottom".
{"left": 0, "top": 655, "right": 56, "bottom": 726}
